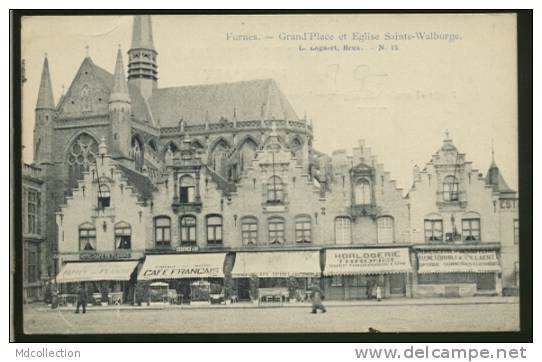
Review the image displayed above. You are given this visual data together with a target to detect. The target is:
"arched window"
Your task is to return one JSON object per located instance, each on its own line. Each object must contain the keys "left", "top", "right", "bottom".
{"left": 291, "top": 137, "right": 303, "bottom": 165}
{"left": 443, "top": 175, "right": 459, "bottom": 201}
{"left": 377, "top": 216, "right": 395, "bottom": 244}
{"left": 335, "top": 217, "right": 352, "bottom": 244}
{"left": 97, "top": 183, "right": 110, "bottom": 209}
{"left": 206, "top": 215, "right": 223, "bottom": 246}
{"left": 148, "top": 139, "right": 158, "bottom": 153}
{"left": 239, "top": 138, "right": 258, "bottom": 173}
{"left": 180, "top": 215, "right": 197, "bottom": 246}
{"left": 354, "top": 178, "right": 371, "bottom": 205}
{"left": 79, "top": 223, "right": 96, "bottom": 251}
{"left": 154, "top": 216, "right": 171, "bottom": 248}
{"left": 115, "top": 221, "right": 132, "bottom": 250}
{"left": 268, "top": 217, "right": 285, "bottom": 244}
{"left": 462, "top": 212, "right": 481, "bottom": 241}
{"left": 210, "top": 139, "right": 231, "bottom": 178}
{"left": 179, "top": 175, "right": 196, "bottom": 203}
{"left": 132, "top": 137, "right": 144, "bottom": 171}
{"left": 241, "top": 216, "right": 258, "bottom": 245}
{"left": 424, "top": 214, "right": 443, "bottom": 242}
{"left": 267, "top": 176, "right": 284, "bottom": 203}
{"left": 295, "top": 215, "right": 312, "bottom": 243}
{"left": 66, "top": 133, "right": 99, "bottom": 190}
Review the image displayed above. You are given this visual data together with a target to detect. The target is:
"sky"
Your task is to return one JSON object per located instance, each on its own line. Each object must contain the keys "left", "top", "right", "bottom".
{"left": 20, "top": 14, "right": 518, "bottom": 192}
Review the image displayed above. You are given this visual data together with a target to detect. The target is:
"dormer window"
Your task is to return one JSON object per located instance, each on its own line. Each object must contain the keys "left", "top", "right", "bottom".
{"left": 354, "top": 178, "right": 371, "bottom": 205}
{"left": 266, "top": 176, "right": 284, "bottom": 204}
{"left": 443, "top": 175, "right": 459, "bottom": 201}
{"left": 97, "top": 184, "right": 110, "bottom": 208}
{"left": 179, "top": 175, "right": 196, "bottom": 203}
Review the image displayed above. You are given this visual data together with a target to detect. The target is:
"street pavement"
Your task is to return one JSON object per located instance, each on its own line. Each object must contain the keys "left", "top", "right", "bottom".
{"left": 23, "top": 298, "right": 519, "bottom": 334}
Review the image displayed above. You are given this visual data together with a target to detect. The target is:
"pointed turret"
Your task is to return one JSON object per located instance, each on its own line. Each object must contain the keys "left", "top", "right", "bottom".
{"left": 36, "top": 55, "right": 55, "bottom": 110}
{"left": 110, "top": 47, "right": 132, "bottom": 160}
{"left": 128, "top": 15, "right": 158, "bottom": 100}
{"left": 485, "top": 159, "right": 515, "bottom": 195}
{"left": 110, "top": 47, "right": 130, "bottom": 104}
{"left": 34, "top": 55, "right": 55, "bottom": 165}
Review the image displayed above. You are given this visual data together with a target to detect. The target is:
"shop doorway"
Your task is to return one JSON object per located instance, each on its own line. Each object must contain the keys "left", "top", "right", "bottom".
{"left": 236, "top": 278, "right": 251, "bottom": 301}
{"left": 389, "top": 274, "right": 406, "bottom": 296}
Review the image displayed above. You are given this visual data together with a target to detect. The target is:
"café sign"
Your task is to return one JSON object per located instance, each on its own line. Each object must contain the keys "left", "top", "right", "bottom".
{"left": 138, "top": 253, "right": 226, "bottom": 280}
{"left": 324, "top": 248, "right": 411, "bottom": 276}
{"left": 417, "top": 251, "right": 501, "bottom": 274}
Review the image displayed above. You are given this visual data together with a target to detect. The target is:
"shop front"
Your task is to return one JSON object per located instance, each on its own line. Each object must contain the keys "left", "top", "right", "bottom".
{"left": 323, "top": 248, "right": 412, "bottom": 300}
{"left": 231, "top": 250, "right": 321, "bottom": 303}
{"left": 55, "top": 260, "right": 140, "bottom": 305}
{"left": 414, "top": 249, "right": 502, "bottom": 298}
{"left": 137, "top": 253, "right": 227, "bottom": 304}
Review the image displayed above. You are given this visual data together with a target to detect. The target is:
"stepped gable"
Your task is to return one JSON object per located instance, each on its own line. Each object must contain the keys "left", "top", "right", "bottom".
{"left": 116, "top": 163, "right": 157, "bottom": 201}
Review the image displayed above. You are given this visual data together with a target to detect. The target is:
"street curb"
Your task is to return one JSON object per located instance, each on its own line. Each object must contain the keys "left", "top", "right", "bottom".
{"left": 32, "top": 297, "right": 519, "bottom": 312}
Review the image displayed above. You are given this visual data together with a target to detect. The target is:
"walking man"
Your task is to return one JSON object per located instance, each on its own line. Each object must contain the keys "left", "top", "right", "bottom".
{"left": 75, "top": 283, "right": 88, "bottom": 314}
{"left": 310, "top": 280, "right": 326, "bottom": 314}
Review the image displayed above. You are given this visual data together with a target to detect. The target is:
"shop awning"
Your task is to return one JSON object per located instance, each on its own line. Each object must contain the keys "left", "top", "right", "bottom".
{"left": 324, "top": 248, "right": 412, "bottom": 276}
{"left": 56, "top": 261, "right": 139, "bottom": 283}
{"left": 138, "top": 253, "right": 226, "bottom": 280}
{"left": 232, "top": 251, "right": 321, "bottom": 278}
{"left": 417, "top": 251, "right": 501, "bottom": 274}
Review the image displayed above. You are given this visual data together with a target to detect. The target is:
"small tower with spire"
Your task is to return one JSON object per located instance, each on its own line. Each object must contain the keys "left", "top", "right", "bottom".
{"left": 109, "top": 47, "right": 132, "bottom": 159}
{"left": 127, "top": 15, "right": 157, "bottom": 101}
{"left": 34, "top": 54, "right": 55, "bottom": 165}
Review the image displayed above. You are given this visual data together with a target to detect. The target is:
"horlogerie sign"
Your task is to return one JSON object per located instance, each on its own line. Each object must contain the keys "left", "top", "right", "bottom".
{"left": 417, "top": 251, "right": 501, "bottom": 274}
{"left": 324, "top": 248, "right": 412, "bottom": 276}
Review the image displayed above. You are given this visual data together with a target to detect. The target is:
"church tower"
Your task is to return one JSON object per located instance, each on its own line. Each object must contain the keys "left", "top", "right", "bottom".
{"left": 127, "top": 15, "right": 157, "bottom": 101}
{"left": 34, "top": 55, "right": 55, "bottom": 165}
{"left": 109, "top": 47, "right": 132, "bottom": 159}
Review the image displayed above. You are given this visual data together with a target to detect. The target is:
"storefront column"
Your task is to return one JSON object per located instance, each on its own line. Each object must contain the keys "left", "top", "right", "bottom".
{"left": 495, "top": 273, "right": 503, "bottom": 296}
{"left": 410, "top": 250, "right": 418, "bottom": 298}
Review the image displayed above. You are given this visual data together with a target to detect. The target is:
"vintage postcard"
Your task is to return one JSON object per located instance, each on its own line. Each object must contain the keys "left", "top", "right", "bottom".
{"left": 15, "top": 12, "right": 521, "bottom": 336}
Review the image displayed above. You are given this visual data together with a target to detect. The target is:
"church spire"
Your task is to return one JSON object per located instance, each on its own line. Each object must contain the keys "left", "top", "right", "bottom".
{"left": 36, "top": 54, "right": 55, "bottom": 110}
{"left": 128, "top": 15, "right": 158, "bottom": 101}
{"left": 131, "top": 15, "right": 155, "bottom": 50}
{"left": 110, "top": 46, "right": 130, "bottom": 104}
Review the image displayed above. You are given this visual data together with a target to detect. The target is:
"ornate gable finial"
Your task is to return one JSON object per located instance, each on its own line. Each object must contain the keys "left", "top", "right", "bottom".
{"left": 98, "top": 136, "right": 108, "bottom": 156}
{"left": 85, "top": 44, "right": 90, "bottom": 58}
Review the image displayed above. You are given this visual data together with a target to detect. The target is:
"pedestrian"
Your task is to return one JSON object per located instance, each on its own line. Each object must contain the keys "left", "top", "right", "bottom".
{"left": 376, "top": 285, "right": 382, "bottom": 302}
{"left": 310, "top": 280, "right": 326, "bottom": 314}
{"left": 50, "top": 280, "right": 58, "bottom": 309}
{"left": 44, "top": 280, "right": 52, "bottom": 305}
{"left": 75, "top": 283, "right": 88, "bottom": 314}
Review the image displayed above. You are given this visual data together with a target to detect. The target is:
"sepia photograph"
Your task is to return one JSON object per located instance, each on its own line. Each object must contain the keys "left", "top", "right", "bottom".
{"left": 11, "top": 11, "right": 531, "bottom": 340}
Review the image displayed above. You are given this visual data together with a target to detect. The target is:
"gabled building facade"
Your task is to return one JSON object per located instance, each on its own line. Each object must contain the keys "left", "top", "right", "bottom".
{"left": 30, "top": 15, "right": 519, "bottom": 303}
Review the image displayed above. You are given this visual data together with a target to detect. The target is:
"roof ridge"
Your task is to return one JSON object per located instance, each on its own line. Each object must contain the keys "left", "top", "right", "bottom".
{"left": 154, "top": 78, "right": 275, "bottom": 92}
